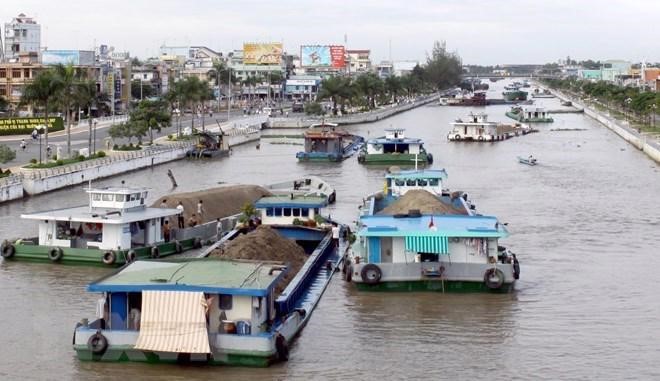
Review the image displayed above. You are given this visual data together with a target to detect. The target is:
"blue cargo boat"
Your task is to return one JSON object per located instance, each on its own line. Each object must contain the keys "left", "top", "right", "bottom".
{"left": 296, "top": 123, "right": 364, "bottom": 162}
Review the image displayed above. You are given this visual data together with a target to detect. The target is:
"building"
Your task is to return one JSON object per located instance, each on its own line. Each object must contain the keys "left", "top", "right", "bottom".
{"left": 578, "top": 69, "right": 602, "bottom": 81}
{"left": 3, "top": 14, "right": 41, "bottom": 62}
{"left": 0, "top": 52, "right": 43, "bottom": 115}
{"left": 227, "top": 49, "right": 284, "bottom": 82}
{"left": 346, "top": 50, "right": 371, "bottom": 75}
{"left": 97, "top": 47, "right": 132, "bottom": 114}
{"left": 284, "top": 75, "right": 322, "bottom": 100}
{"left": 375, "top": 61, "right": 394, "bottom": 78}
{"left": 393, "top": 60, "right": 419, "bottom": 77}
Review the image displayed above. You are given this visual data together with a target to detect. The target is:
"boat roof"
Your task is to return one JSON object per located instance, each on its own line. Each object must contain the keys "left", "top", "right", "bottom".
{"left": 359, "top": 214, "right": 508, "bottom": 238}
{"left": 87, "top": 187, "right": 149, "bottom": 195}
{"left": 384, "top": 128, "right": 405, "bottom": 132}
{"left": 21, "top": 205, "right": 180, "bottom": 224}
{"left": 255, "top": 195, "right": 328, "bottom": 209}
{"left": 385, "top": 169, "right": 448, "bottom": 180}
{"left": 309, "top": 122, "right": 338, "bottom": 128}
{"left": 367, "top": 137, "right": 423, "bottom": 144}
{"left": 87, "top": 259, "right": 287, "bottom": 296}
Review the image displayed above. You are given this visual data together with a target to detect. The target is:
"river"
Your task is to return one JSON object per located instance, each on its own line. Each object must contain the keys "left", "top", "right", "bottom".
{"left": 1, "top": 80, "right": 659, "bottom": 380}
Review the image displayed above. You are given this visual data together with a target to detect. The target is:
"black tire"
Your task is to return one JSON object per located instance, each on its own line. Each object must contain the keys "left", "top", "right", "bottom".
{"left": 275, "top": 334, "right": 289, "bottom": 362}
{"left": 48, "top": 247, "right": 64, "bottom": 262}
{"left": 478, "top": 136, "right": 484, "bottom": 141}
{"left": 345, "top": 264, "right": 353, "bottom": 282}
{"left": 1, "top": 241, "right": 15, "bottom": 258}
{"left": 483, "top": 268, "right": 505, "bottom": 289}
{"left": 193, "top": 237, "right": 202, "bottom": 249}
{"left": 455, "top": 134, "right": 461, "bottom": 141}
{"left": 360, "top": 264, "right": 382, "bottom": 284}
{"left": 102, "top": 251, "right": 116, "bottom": 265}
{"left": 427, "top": 154, "right": 433, "bottom": 164}
{"left": 174, "top": 240, "right": 183, "bottom": 254}
{"left": 87, "top": 331, "right": 108, "bottom": 355}
{"left": 127, "top": 250, "right": 137, "bottom": 263}
{"left": 151, "top": 246, "right": 160, "bottom": 258}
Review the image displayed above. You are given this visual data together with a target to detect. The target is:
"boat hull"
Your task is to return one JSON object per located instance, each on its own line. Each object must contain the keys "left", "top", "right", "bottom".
{"left": 296, "top": 152, "right": 342, "bottom": 162}
{"left": 502, "top": 91, "right": 528, "bottom": 101}
{"left": 354, "top": 279, "right": 514, "bottom": 293}
{"left": 505, "top": 111, "right": 553, "bottom": 123}
{"left": 358, "top": 153, "right": 430, "bottom": 165}
{"left": 5, "top": 238, "right": 197, "bottom": 266}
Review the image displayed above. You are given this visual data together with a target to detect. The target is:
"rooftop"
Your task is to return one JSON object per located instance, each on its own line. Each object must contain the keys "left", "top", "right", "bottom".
{"left": 88, "top": 259, "right": 286, "bottom": 296}
{"left": 87, "top": 187, "right": 149, "bottom": 195}
{"left": 386, "top": 169, "right": 448, "bottom": 180}
{"left": 359, "top": 214, "right": 508, "bottom": 238}
{"left": 367, "top": 137, "right": 423, "bottom": 144}
{"left": 255, "top": 195, "right": 328, "bottom": 209}
{"left": 21, "top": 205, "right": 179, "bottom": 224}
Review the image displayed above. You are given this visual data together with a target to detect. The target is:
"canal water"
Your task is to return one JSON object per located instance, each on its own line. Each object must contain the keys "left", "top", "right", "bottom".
{"left": 1, "top": 80, "right": 659, "bottom": 380}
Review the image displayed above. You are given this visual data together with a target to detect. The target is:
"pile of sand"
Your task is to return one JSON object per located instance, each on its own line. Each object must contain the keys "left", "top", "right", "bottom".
{"left": 378, "top": 189, "right": 467, "bottom": 216}
{"left": 152, "top": 185, "right": 272, "bottom": 224}
{"left": 209, "top": 226, "right": 308, "bottom": 294}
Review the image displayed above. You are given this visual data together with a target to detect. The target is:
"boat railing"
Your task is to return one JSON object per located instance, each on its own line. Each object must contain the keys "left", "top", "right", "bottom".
{"left": 275, "top": 230, "right": 334, "bottom": 316}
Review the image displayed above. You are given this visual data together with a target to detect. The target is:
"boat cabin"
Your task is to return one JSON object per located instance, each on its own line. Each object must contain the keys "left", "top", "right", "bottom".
{"left": 20, "top": 187, "right": 181, "bottom": 251}
{"left": 355, "top": 214, "right": 508, "bottom": 267}
{"left": 302, "top": 123, "right": 343, "bottom": 155}
{"left": 385, "top": 169, "right": 448, "bottom": 197}
{"left": 521, "top": 106, "right": 550, "bottom": 120}
{"left": 255, "top": 194, "right": 328, "bottom": 225}
{"left": 79, "top": 259, "right": 286, "bottom": 352}
{"left": 365, "top": 129, "right": 424, "bottom": 155}
{"left": 449, "top": 113, "right": 499, "bottom": 140}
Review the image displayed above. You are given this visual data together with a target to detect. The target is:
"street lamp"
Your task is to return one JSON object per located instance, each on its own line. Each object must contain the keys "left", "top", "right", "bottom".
{"left": 33, "top": 126, "right": 45, "bottom": 164}
{"left": 173, "top": 107, "right": 181, "bottom": 138}
{"left": 92, "top": 120, "right": 97, "bottom": 154}
{"left": 625, "top": 97, "right": 632, "bottom": 123}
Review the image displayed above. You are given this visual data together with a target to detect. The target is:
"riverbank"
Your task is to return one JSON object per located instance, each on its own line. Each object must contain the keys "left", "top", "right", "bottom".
{"left": 268, "top": 94, "right": 439, "bottom": 128}
{"left": 541, "top": 84, "right": 660, "bottom": 164}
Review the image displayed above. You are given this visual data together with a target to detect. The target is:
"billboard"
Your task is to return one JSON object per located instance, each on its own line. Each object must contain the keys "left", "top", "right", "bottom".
{"left": 301, "top": 45, "right": 345, "bottom": 68}
{"left": 41, "top": 50, "right": 95, "bottom": 66}
{"left": 243, "top": 43, "right": 283, "bottom": 65}
{"left": 0, "top": 117, "right": 64, "bottom": 136}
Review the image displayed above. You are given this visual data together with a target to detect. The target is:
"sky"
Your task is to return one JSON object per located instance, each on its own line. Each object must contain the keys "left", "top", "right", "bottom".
{"left": 2, "top": 0, "right": 659, "bottom": 65}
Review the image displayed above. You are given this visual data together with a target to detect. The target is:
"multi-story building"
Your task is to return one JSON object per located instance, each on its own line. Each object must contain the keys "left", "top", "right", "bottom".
{"left": 346, "top": 50, "right": 371, "bottom": 75}
{"left": 393, "top": 60, "right": 419, "bottom": 77}
{"left": 0, "top": 52, "right": 43, "bottom": 115}
{"left": 3, "top": 14, "right": 41, "bottom": 62}
{"left": 284, "top": 75, "right": 322, "bottom": 100}
{"left": 375, "top": 61, "right": 394, "bottom": 78}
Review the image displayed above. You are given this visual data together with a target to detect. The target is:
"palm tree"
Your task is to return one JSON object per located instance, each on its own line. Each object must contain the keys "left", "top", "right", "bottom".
{"left": 0, "top": 95, "right": 8, "bottom": 113}
{"left": 385, "top": 76, "right": 402, "bottom": 103}
{"left": 53, "top": 63, "right": 81, "bottom": 157}
{"left": 165, "top": 81, "right": 184, "bottom": 137}
{"left": 353, "top": 73, "right": 383, "bottom": 109}
{"left": 318, "top": 76, "right": 352, "bottom": 115}
{"left": 209, "top": 61, "right": 236, "bottom": 111}
{"left": 21, "top": 69, "right": 61, "bottom": 156}
{"left": 75, "top": 80, "right": 101, "bottom": 153}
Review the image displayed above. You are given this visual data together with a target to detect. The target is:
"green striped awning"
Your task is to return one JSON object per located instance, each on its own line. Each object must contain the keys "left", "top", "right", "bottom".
{"left": 405, "top": 236, "right": 449, "bottom": 254}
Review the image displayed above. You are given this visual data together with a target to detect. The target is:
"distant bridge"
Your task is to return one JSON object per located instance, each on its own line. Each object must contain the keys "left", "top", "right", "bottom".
{"left": 462, "top": 74, "right": 561, "bottom": 80}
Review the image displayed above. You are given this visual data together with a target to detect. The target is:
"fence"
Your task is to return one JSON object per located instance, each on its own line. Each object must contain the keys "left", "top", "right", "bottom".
{"left": 72, "top": 115, "right": 129, "bottom": 129}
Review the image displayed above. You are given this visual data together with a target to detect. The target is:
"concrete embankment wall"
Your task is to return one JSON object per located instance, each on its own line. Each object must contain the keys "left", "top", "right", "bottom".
{"left": 269, "top": 94, "right": 439, "bottom": 129}
{"left": 20, "top": 144, "right": 191, "bottom": 196}
{"left": 547, "top": 87, "right": 660, "bottom": 164}
{"left": 0, "top": 176, "right": 24, "bottom": 202}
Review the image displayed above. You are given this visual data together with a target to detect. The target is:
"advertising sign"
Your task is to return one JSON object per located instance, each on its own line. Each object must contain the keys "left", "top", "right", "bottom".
{"left": 0, "top": 117, "right": 64, "bottom": 136}
{"left": 301, "top": 45, "right": 345, "bottom": 68}
{"left": 243, "top": 43, "right": 283, "bottom": 65}
{"left": 42, "top": 50, "right": 81, "bottom": 66}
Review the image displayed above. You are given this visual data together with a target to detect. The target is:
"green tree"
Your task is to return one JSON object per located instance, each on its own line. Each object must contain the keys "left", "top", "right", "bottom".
{"left": 128, "top": 99, "right": 172, "bottom": 144}
{"left": 209, "top": 61, "right": 237, "bottom": 111}
{"left": 0, "top": 96, "right": 7, "bottom": 112}
{"left": 75, "top": 80, "right": 105, "bottom": 153}
{"left": 424, "top": 40, "right": 462, "bottom": 90}
{"left": 318, "top": 76, "right": 352, "bottom": 115}
{"left": 52, "top": 63, "right": 82, "bottom": 157}
{"left": 0, "top": 144, "right": 16, "bottom": 163}
{"left": 304, "top": 101, "right": 325, "bottom": 116}
{"left": 131, "top": 79, "right": 155, "bottom": 100}
{"left": 385, "top": 76, "right": 402, "bottom": 103}
{"left": 352, "top": 73, "right": 383, "bottom": 109}
{"left": 21, "top": 69, "right": 61, "bottom": 152}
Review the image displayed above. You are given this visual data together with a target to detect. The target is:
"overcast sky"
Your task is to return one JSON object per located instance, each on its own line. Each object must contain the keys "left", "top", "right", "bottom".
{"left": 2, "top": 0, "right": 659, "bottom": 65}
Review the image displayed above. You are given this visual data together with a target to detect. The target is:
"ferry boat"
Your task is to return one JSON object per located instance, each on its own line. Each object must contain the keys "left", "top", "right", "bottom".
{"left": 505, "top": 106, "right": 554, "bottom": 123}
{"left": 295, "top": 123, "right": 364, "bottom": 162}
{"left": 346, "top": 169, "right": 519, "bottom": 293}
{"left": 358, "top": 129, "right": 433, "bottom": 165}
{"left": 73, "top": 192, "right": 345, "bottom": 366}
{"left": 0, "top": 187, "right": 210, "bottom": 266}
{"left": 186, "top": 131, "right": 229, "bottom": 158}
{"left": 439, "top": 92, "right": 487, "bottom": 106}
{"left": 502, "top": 90, "right": 528, "bottom": 101}
{"left": 447, "top": 113, "right": 534, "bottom": 142}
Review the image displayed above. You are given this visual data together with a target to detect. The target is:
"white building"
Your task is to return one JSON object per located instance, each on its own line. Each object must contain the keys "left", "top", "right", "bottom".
{"left": 3, "top": 13, "right": 41, "bottom": 62}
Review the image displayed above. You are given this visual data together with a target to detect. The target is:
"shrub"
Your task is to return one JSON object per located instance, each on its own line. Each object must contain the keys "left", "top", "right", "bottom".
{"left": 0, "top": 144, "right": 16, "bottom": 163}
{"left": 77, "top": 155, "right": 85, "bottom": 161}
{"left": 292, "top": 218, "right": 304, "bottom": 226}
{"left": 30, "top": 158, "right": 37, "bottom": 164}
{"left": 56, "top": 159, "right": 64, "bottom": 166}
{"left": 96, "top": 150, "right": 106, "bottom": 158}
{"left": 113, "top": 144, "right": 119, "bottom": 150}
{"left": 51, "top": 154, "right": 57, "bottom": 160}
{"left": 4, "top": 169, "right": 11, "bottom": 175}
{"left": 167, "top": 134, "right": 173, "bottom": 140}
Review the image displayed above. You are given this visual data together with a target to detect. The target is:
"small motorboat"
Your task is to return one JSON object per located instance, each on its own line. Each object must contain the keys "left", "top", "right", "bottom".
{"left": 518, "top": 156, "right": 538, "bottom": 166}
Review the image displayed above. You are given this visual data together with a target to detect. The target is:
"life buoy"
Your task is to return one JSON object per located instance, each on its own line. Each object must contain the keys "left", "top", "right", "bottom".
{"left": 193, "top": 237, "right": 202, "bottom": 249}
{"left": 478, "top": 136, "right": 484, "bottom": 141}
{"left": 127, "top": 250, "right": 137, "bottom": 263}
{"left": 512, "top": 254, "right": 520, "bottom": 280}
{"left": 455, "top": 134, "right": 461, "bottom": 141}
{"left": 151, "top": 246, "right": 160, "bottom": 258}
{"left": 360, "top": 264, "right": 382, "bottom": 284}
{"left": 87, "top": 331, "right": 109, "bottom": 355}
{"left": 358, "top": 155, "right": 365, "bottom": 163}
{"left": 427, "top": 154, "right": 433, "bottom": 164}
{"left": 174, "top": 240, "right": 183, "bottom": 254}
{"left": 48, "top": 247, "right": 64, "bottom": 262}
{"left": 483, "top": 268, "right": 505, "bottom": 289}
{"left": 275, "top": 333, "right": 289, "bottom": 361}
{"left": 1, "top": 241, "right": 15, "bottom": 258}
{"left": 102, "top": 251, "right": 116, "bottom": 265}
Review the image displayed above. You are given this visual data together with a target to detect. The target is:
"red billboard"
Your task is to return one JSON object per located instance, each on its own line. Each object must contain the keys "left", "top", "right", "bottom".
{"left": 330, "top": 45, "right": 345, "bottom": 68}
{"left": 301, "top": 45, "right": 345, "bottom": 68}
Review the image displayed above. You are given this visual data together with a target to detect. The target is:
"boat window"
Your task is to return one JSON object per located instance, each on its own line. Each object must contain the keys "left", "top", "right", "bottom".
{"left": 219, "top": 294, "right": 233, "bottom": 310}
{"left": 274, "top": 208, "right": 282, "bottom": 217}
{"left": 92, "top": 194, "right": 101, "bottom": 201}
{"left": 55, "top": 221, "right": 72, "bottom": 240}
{"left": 292, "top": 208, "right": 301, "bottom": 217}
{"left": 102, "top": 194, "right": 113, "bottom": 201}
{"left": 406, "top": 179, "right": 416, "bottom": 186}
{"left": 394, "top": 179, "right": 405, "bottom": 186}
{"left": 429, "top": 179, "right": 439, "bottom": 186}
{"left": 313, "top": 208, "right": 320, "bottom": 215}
{"left": 417, "top": 179, "right": 428, "bottom": 186}
{"left": 301, "top": 208, "right": 309, "bottom": 217}
{"left": 131, "top": 194, "right": 139, "bottom": 201}
{"left": 420, "top": 253, "right": 439, "bottom": 262}
{"left": 115, "top": 194, "right": 124, "bottom": 202}
{"left": 283, "top": 208, "right": 292, "bottom": 217}
{"left": 266, "top": 208, "right": 274, "bottom": 217}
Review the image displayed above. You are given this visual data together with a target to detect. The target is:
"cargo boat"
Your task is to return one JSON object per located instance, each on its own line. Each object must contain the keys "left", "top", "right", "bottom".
{"left": 358, "top": 129, "right": 433, "bottom": 165}
{"left": 296, "top": 123, "right": 364, "bottom": 162}
{"left": 505, "top": 106, "right": 554, "bottom": 123}
{"left": 447, "top": 113, "right": 534, "bottom": 142}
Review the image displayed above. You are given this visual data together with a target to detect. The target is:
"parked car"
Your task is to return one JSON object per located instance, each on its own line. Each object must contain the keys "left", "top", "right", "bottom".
{"left": 292, "top": 102, "right": 304, "bottom": 113}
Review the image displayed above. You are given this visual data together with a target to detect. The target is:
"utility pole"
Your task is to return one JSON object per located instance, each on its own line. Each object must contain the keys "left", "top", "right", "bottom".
{"left": 227, "top": 67, "right": 231, "bottom": 121}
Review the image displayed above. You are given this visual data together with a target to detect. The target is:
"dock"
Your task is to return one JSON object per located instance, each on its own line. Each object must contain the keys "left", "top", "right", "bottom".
{"left": 547, "top": 108, "right": 584, "bottom": 114}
